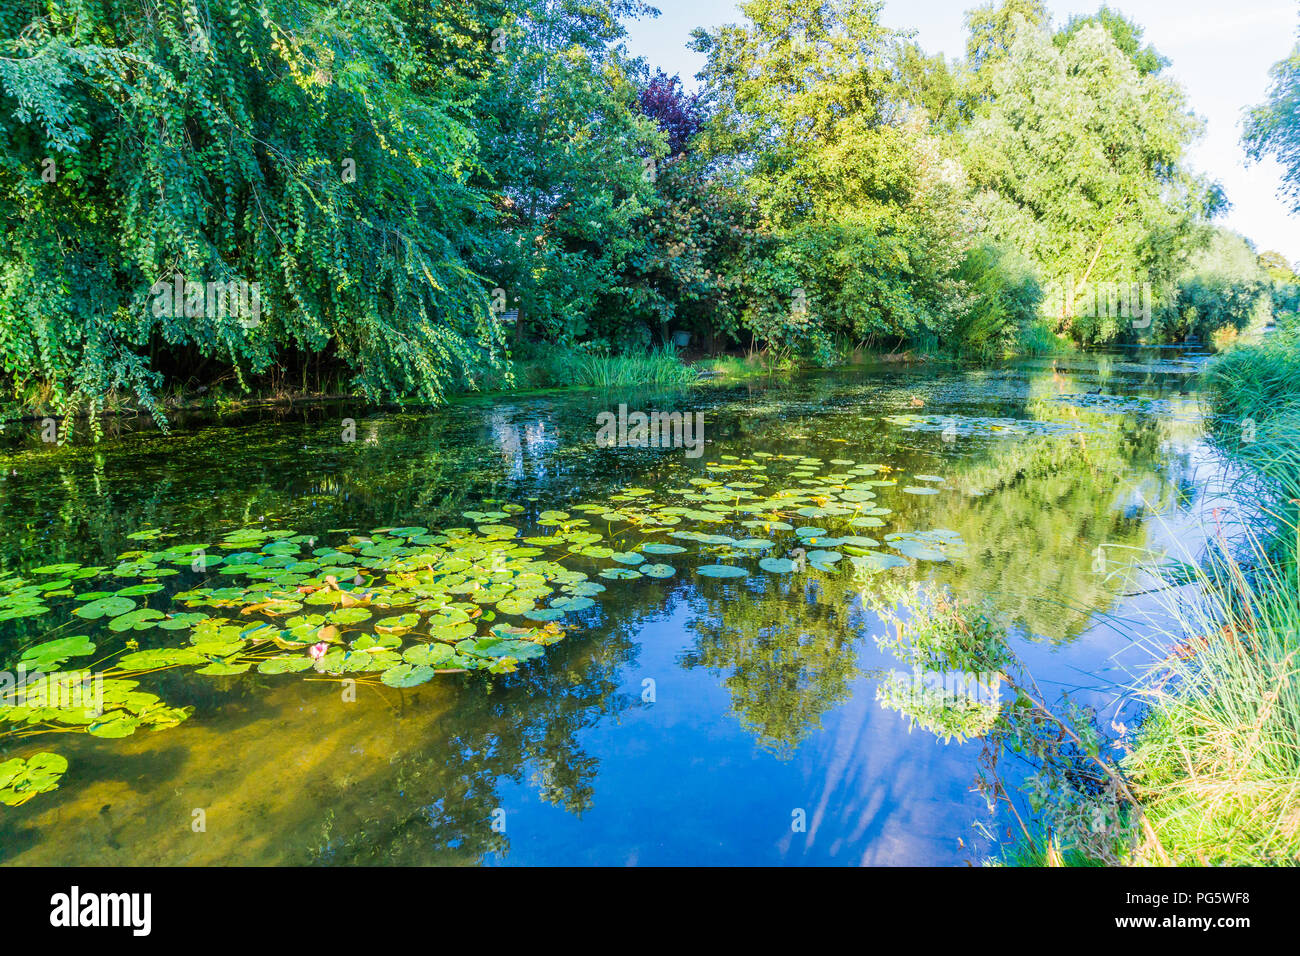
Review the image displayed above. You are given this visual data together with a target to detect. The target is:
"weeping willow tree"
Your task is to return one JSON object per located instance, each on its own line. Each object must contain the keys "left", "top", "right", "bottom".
{"left": 0, "top": 0, "right": 505, "bottom": 425}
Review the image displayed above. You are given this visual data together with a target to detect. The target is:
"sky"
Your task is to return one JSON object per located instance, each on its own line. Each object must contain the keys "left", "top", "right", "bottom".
{"left": 622, "top": 0, "right": 1300, "bottom": 266}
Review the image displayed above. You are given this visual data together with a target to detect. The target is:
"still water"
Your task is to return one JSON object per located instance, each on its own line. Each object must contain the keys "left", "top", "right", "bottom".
{"left": 0, "top": 350, "right": 1221, "bottom": 864}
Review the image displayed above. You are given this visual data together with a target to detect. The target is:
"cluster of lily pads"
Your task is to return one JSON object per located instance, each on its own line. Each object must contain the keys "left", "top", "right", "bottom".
{"left": 1050, "top": 393, "right": 1198, "bottom": 422}
{"left": 881, "top": 413, "right": 1099, "bottom": 439}
{"left": 1, "top": 449, "right": 966, "bottom": 804}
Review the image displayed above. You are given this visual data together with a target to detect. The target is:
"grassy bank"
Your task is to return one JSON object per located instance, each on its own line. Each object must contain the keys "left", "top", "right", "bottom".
{"left": 1119, "top": 317, "right": 1300, "bottom": 865}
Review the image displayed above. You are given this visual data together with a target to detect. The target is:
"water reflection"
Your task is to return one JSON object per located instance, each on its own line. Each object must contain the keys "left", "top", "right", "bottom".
{"left": 0, "top": 351, "right": 1218, "bottom": 864}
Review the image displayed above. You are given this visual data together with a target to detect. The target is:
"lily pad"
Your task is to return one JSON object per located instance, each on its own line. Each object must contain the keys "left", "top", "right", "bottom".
{"left": 697, "top": 565, "right": 748, "bottom": 579}
{"left": 381, "top": 663, "right": 436, "bottom": 688}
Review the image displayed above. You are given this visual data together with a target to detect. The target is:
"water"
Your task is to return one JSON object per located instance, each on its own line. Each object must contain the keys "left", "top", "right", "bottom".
{"left": 0, "top": 350, "right": 1223, "bottom": 864}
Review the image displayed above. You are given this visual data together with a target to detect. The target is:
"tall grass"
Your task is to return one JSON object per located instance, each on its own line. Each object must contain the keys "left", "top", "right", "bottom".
{"left": 480, "top": 344, "right": 698, "bottom": 392}
{"left": 1118, "top": 330, "right": 1300, "bottom": 865}
{"left": 1125, "top": 530, "right": 1300, "bottom": 864}
{"left": 565, "top": 346, "right": 698, "bottom": 388}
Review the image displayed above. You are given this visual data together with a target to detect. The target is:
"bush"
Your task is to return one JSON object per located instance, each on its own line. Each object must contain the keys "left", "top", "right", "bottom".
{"left": 951, "top": 245, "right": 1044, "bottom": 359}
{"left": 0, "top": 0, "right": 504, "bottom": 427}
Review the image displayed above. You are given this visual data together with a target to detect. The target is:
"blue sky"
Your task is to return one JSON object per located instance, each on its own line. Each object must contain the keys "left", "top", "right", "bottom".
{"left": 622, "top": 0, "right": 1300, "bottom": 266}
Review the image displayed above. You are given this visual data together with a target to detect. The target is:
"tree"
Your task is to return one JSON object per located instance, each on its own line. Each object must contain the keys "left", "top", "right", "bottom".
{"left": 0, "top": 0, "right": 503, "bottom": 424}
{"left": 891, "top": 40, "right": 963, "bottom": 132}
{"left": 1172, "top": 227, "right": 1271, "bottom": 344}
{"left": 1054, "top": 5, "right": 1169, "bottom": 77}
{"left": 963, "top": 0, "right": 1048, "bottom": 105}
{"left": 1259, "top": 250, "right": 1298, "bottom": 283}
{"left": 1243, "top": 19, "right": 1300, "bottom": 214}
{"left": 962, "top": 17, "right": 1211, "bottom": 343}
{"left": 464, "top": 0, "right": 667, "bottom": 348}
{"left": 691, "top": 0, "right": 972, "bottom": 353}
{"left": 637, "top": 71, "right": 704, "bottom": 156}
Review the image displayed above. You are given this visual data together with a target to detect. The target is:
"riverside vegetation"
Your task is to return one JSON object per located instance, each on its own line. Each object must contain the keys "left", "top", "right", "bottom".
{"left": 2, "top": 0, "right": 1299, "bottom": 426}
{"left": 1, "top": 0, "right": 1300, "bottom": 866}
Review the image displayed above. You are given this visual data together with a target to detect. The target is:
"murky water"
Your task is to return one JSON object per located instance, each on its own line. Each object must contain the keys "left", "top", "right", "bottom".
{"left": 0, "top": 350, "right": 1222, "bottom": 864}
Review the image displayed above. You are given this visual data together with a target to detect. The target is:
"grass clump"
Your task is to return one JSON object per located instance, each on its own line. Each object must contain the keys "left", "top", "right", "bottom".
{"left": 476, "top": 343, "right": 698, "bottom": 392}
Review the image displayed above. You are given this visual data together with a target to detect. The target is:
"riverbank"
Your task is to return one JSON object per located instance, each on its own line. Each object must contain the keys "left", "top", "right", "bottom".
{"left": 0, "top": 340, "right": 1000, "bottom": 433}
{"left": 1013, "top": 318, "right": 1300, "bottom": 866}
{"left": 1120, "top": 319, "right": 1300, "bottom": 865}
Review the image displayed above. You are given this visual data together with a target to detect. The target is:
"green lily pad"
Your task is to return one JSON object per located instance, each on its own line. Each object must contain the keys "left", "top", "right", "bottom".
{"left": 697, "top": 565, "right": 747, "bottom": 578}
{"left": 73, "top": 596, "right": 136, "bottom": 620}
{"left": 108, "top": 608, "right": 166, "bottom": 632}
{"left": 381, "top": 663, "right": 436, "bottom": 687}
{"left": 257, "top": 656, "right": 314, "bottom": 674}
{"left": 404, "top": 643, "right": 455, "bottom": 667}
{"left": 327, "top": 607, "right": 373, "bottom": 625}
{"left": 19, "top": 636, "right": 96, "bottom": 670}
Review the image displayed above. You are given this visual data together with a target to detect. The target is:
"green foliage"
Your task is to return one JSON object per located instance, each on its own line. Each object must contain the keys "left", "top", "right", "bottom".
{"left": 1053, "top": 4, "right": 1169, "bottom": 77}
{"left": 1163, "top": 228, "right": 1272, "bottom": 345}
{"left": 963, "top": 15, "right": 1209, "bottom": 345}
{"left": 950, "top": 245, "right": 1043, "bottom": 359}
{"left": 0, "top": 0, "right": 1261, "bottom": 414}
{"left": 1258, "top": 250, "right": 1298, "bottom": 283}
{"left": 962, "top": 0, "right": 1047, "bottom": 106}
{"left": 0, "top": 0, "right": 506, "bottom": 426}
{"left": 1244, "top": 16, "right": 1300, "bottom": 213}
{"left": 466, "top": 0, "right": 664, "bottom": 346}
{"left": 692, "top": 0, "right": 973, "bottom": 354}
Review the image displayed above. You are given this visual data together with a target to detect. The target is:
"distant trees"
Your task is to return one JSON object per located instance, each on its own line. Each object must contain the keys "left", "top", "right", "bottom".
{"left": 0, "top": 0, "right": 1277, "bottom": 421}
{"left": 960, "top": 11, "right": 1211, "bottom": 343}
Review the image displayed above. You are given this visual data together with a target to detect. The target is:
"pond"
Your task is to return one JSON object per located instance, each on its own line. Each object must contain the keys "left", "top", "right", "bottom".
{"left": 0, "top": 349, "right": 1222, "bottom": 865}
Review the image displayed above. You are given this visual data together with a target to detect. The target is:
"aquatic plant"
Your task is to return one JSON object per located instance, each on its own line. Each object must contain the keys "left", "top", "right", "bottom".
{"left": 2, "top": 447, "right": 967, "bottom": 806}
{"left": 882, "top": 413, "right": 1098, "bottom": 439}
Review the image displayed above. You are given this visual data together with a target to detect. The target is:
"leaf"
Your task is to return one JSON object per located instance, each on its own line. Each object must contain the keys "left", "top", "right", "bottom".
{"left": 375, "top": 613, "right": 420, "bottom": 634}
{"left": 849, "top": 551, "right": 908, "bottom": 572}
{"left": 327, "top": 607, "right": 373, "bottom": 625}
{"left": 380, "top": 664, "right": 436, "bottom": 687}
{"left": 19, "top": 636, "right": 96, "bottom": 669}
{"left": 74, "top": 596, "right": 136, "bottom": 620}
{"left": 697, "top": 565, "right": 747, "bottom": 578}
{"left": 404, "top": 643, "right": 455, "bottom": 667}
{"left": 108, "top": 608, "right": 166, "bottom": 632}
{"left": 0, "top": 752, "right": 69, "bottom": 805}
{"left": 195, "top": 660, "right": 252, "bottom": 676}
{"left": 641, "top": 543, "right": 687, "bottom": 555}
{"left": 257, "top": 656, "right": 314, "bottom": 674}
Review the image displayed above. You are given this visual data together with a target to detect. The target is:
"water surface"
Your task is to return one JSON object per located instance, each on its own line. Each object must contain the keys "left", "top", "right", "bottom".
{"left": 0, "top": 351, "right": 1220, "bottom": 864}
